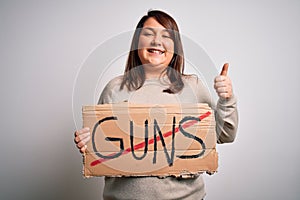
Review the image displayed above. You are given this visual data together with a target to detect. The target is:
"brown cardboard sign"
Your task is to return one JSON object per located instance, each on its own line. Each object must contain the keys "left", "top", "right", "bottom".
{"left": 82, "top": 103, "right": 218, "bottom": 177}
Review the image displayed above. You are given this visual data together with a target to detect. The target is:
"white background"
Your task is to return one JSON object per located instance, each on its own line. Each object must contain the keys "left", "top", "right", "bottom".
{"left": 1, "top": 1, "right": 299, "bottom": 199}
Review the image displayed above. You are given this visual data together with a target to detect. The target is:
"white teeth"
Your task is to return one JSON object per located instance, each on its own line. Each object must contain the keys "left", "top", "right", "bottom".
{"left": 148, "top": 49, "right": 164, "bottom": 54}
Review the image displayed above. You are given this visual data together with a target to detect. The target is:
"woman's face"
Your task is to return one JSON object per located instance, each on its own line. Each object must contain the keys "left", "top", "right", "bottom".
{"left": 138, "top": 17, "right": 174, "bottom": 69}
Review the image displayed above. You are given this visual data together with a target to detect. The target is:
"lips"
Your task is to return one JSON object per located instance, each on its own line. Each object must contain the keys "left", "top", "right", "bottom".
{"left": 147, "top": 48, "right": 165, "bottom": 55}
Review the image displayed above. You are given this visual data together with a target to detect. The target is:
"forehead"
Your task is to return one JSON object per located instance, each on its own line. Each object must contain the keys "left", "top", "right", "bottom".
{"left": 143, "top": 17, "right": 167, "bottom": 30}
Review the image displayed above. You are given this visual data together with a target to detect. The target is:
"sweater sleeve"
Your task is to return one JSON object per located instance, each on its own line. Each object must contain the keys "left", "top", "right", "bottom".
{"left": 194, "top": 76, "right": 238, "bottom": 144}
{"left": 215, "top": 96, "right": 239, "bottom": 144}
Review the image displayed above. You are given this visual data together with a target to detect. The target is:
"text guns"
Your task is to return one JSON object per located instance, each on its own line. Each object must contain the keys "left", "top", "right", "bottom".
{"left": 90, "top": 111, "right": 211, "bottom": 167}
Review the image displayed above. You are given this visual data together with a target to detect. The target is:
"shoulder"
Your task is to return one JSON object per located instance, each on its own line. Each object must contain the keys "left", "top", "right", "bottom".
{"left": 182, "top": 74, "right": 208, "bottom": 88}
{"left": 182, "top": 74, "right": 213, "bottom": 105}
{"left": 98, "top": 75, "right": 124, "bottom": 104}
{"left": 104, "top": 75, "right": 123, "bottom": 91}
{"left": 182, "top": 74, "right": 201, "bottom": 86}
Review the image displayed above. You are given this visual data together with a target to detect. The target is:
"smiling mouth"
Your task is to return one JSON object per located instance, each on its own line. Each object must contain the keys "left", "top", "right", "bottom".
{"left": 147, "top": 48, "right": 165, "bottom": 55}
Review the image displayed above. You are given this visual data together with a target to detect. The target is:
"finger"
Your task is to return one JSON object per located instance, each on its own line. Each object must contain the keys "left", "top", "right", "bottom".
{"left": 80, "top": 145, "right": 87, "bottom": 154}
{"left": 216, "top": 86, "right": 228, "bottom": 94}
{"left": 74, "top": 127, "right": 90, "bottom": 137}
{"left": 79, "top": 127, "right": 90, "bottom": 134}
{"left": 76, "top": 135, "right": 91, "bottom": 149}
{"left": 74, "top": 132, "right": 90, "bottom": 143}
{"left": 216, "top": 86, "right": 232, "bottom": 99}
{"left": 214, "top": 81, "right": 226, "bottom": 89}
{"left": 220, "top": 63, "right": 229, "bottom": 76}
{"left": 214, "top": 75, "right": 226, "bottom": 83}
{"left": 219, "top": 92, "right": 230, "bottom": 99}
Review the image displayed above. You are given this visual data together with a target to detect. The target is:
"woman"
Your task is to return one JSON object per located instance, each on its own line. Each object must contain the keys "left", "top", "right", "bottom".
{"left": 74, "top": 10, "right": 238, "bottom": 199}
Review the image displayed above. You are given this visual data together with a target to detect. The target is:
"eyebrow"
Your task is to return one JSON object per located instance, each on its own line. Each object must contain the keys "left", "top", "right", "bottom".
{"left": 143, "top": 27, "right": 171, "bottom": 33}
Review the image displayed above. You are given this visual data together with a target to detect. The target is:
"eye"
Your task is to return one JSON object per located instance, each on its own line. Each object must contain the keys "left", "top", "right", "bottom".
{"left": 142, "top": 31, "right": 154, "bottom": 37}
{"left": 162, "top": 31, "right": 172, "bottom": 39}
{"left": 144, "top": 33, "right": 153, "bottom": 36}
{"left": 162, "top": 34, "right": 171, "bottom": 39}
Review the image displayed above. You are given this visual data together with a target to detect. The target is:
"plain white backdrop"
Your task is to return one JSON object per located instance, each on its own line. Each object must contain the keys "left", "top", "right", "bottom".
{"left": 0, "top": 1, "right": 299, "bottom": 199}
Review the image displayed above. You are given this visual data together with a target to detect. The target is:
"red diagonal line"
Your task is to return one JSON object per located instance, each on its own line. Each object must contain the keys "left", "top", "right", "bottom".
{"left": 90, "top": 111, "right": 211, "bottom": 167}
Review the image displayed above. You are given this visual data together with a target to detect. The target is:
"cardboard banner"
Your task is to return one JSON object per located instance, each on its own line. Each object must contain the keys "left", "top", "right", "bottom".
{"left": 82, "top": 103, "right": 218, "bottom": 177}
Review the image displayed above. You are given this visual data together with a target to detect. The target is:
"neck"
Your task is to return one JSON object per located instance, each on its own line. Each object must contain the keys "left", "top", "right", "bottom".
{"left": 143, "top": 64, "right": 167, "bottom": 79}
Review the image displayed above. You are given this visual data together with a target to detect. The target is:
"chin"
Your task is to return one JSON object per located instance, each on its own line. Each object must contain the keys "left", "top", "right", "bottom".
{"left": 146, "top": 61, "right": 166, "bottom": 67}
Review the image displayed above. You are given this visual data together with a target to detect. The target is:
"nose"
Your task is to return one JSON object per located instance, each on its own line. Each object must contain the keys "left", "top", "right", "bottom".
{"left": 151, "top": 34, "right": 162, "bottom": 46}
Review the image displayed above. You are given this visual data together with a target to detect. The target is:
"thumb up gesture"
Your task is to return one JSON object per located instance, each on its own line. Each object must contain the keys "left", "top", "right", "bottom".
{"left": 214, "top": 63, "right": 233, "bottom": 99}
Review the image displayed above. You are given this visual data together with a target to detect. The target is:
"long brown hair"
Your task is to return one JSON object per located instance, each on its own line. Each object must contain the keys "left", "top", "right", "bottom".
{"left": 120, "top": 10, "right": 185, "bottom": 94}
